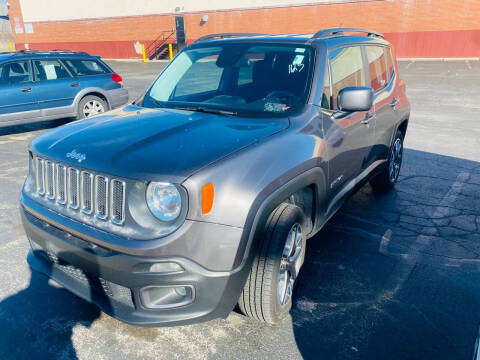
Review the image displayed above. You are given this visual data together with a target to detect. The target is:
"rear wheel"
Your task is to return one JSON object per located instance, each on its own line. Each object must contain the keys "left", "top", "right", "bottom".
{"left": 370, "top": 130, "right": 404, "bottom": 192}
{"left": 77, "top": 95, "right": 107, "bottom": 119}
{"left": 238, "top": 203, "right": 306, "bottom": 324}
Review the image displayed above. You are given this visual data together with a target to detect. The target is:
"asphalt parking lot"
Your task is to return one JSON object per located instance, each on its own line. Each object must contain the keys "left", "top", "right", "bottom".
{"left": 0, "top": 59, "right": 479, "bottom": 360}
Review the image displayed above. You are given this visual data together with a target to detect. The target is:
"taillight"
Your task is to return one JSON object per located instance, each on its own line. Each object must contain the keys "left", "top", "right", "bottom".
{"left": 111, "top": 73, "right": 123, "bottom": 84}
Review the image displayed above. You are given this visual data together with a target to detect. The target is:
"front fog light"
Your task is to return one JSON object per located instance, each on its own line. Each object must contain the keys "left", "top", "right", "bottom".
{"left": 146, "top": 182, "right": 182, "bottom": 221}
{"left": 140, "top": 285, "right": 195, "bottom": 309}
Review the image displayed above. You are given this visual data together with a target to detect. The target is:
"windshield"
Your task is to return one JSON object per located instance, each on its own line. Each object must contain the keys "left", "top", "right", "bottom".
{"left": 143, "top": 43, "right": 313, "bottom": 117}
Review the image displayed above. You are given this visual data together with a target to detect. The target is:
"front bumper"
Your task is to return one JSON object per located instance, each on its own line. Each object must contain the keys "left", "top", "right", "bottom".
{"left": 21, "top": 207, "right": 249, "bottom": 327}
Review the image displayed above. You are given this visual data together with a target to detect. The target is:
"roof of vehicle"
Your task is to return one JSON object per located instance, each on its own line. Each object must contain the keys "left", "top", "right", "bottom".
{"left": 190, "top": 28, "right": 390, "bottom": 48}
{"left": 0, "top": 50, "right": 100, "bottom": 63}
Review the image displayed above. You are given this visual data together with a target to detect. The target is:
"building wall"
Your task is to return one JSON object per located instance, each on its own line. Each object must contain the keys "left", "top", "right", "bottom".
{"left": 7, "top": 0, "right": 480, "bottom": 59}
{"left": 0, "top": 1, "right": 14, "bottom": 52}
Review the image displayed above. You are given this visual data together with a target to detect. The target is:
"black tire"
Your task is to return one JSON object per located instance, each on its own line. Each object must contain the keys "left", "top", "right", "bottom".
{"left": 238, "top": 203, "right": 307, "bottom": 324}
{"left": 370, "top": 130, "right": 404, "bottom": 192}
{"left": 77, "top": 95, "right": 108, "bottom": 119}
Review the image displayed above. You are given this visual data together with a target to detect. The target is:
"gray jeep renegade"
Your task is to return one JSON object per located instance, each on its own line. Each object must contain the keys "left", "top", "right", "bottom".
{"left": 20, "top": 28, "right": 410, "bottom": 326}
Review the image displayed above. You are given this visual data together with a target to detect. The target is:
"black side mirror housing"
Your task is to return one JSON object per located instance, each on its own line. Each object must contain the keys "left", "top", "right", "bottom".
{"left": 338, "top": 86, "right": 373, "bottom": 112}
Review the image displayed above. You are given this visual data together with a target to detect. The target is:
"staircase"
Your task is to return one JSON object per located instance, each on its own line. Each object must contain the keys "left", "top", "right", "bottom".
{"left": 145, "top": 29, "right": 176, "bottom": 60}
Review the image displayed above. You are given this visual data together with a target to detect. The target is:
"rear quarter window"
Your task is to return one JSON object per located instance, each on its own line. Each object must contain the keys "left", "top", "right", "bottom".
{"left": 388, "top": 47, "right": 395, "bottom": 79}
{"left": 62, "top": 59, "right": 110, "bottom": 76}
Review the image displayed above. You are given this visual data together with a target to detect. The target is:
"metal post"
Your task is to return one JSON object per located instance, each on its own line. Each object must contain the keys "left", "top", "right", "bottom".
{"left": 168, "top": 43, "right": 173, "bottom": 61}
{"left": 142, "top": 44, "right": 147, "bottom": 63}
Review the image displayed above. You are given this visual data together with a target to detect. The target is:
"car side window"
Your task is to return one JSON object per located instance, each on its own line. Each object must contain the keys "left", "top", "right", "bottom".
{"left": 0, "top": 60, "right": 33, "bottom": 86}
{"left": 329, "top": 46, "right": 365, "bottom": 109}
{"left": 388, "top": 47, "right": 395, "bottom": 79}
{"left": 320, "top": 63, "right": 331, "bottom": 109}
{"left": 33, "top": 59, "right": 71, "bottom": 81}
{"left": 63, "top": 59, "right": 110, "bottom": 76}
{"left": 366, "top": 46, "right": 388, "bottom": 92}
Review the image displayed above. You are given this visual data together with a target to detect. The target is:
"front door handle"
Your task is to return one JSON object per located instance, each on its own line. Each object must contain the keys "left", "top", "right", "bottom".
{"left": 21, "top": 87, "right": 32, "bottom": 93}
{"left": 70, "top": 82, "right": 79, "bottom": 87}
{"left": 361, "top": 113, "right": 376, "bottom": 125}
{"left": 390, "top": 97, "right": 400, "bottom": 110}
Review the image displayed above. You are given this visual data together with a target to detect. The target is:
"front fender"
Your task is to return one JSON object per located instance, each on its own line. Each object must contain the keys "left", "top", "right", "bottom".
{"left": 233, "top": 165, "right": 327, "bottom": 270}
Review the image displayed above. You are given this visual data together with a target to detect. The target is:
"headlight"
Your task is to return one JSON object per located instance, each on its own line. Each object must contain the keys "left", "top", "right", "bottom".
{"left": 146, "top": 182, "right": 182, "bottom": 221}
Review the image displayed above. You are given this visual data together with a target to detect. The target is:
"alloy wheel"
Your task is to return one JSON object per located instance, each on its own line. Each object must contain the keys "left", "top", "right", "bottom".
{"left": 389, "top": 138, "right": 403, "bottom": 183}
{"left": 83, "top": 100, "right": 105, "bottom": 117}
{"left": 277, "top": 222, "right": 304, "bottom": 307}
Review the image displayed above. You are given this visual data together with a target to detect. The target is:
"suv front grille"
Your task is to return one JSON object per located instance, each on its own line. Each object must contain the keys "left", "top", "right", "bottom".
{"left": 34, "top": 156, "right": 126, "bottom": 225}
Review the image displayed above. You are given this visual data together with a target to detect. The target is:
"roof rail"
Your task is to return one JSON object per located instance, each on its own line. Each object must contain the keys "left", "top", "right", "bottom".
{"left": 311, "top": 27, "right": 384, "bottom": 40}
{"left": 195, "top": 33, "right": 268, "bottom": 43}
{"left": 51, "top": 49, "right": 89, "bottom": 55}
{"left": 10, "top": 49, "right": 89, "bottom": 56}
{"left": 12, "top": 49, "right": 41, "bottom": 55}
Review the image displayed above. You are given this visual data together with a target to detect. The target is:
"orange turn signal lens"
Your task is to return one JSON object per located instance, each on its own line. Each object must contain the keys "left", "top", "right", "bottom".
{"left": 201, "top": 183, "right": 214, "bottom": 214}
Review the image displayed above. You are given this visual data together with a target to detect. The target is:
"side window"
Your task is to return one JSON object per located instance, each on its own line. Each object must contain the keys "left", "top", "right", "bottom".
{"left": 63, "top": 59, "right": 110, "bottom": 76}
{"left": 388, "top": 47, "right": 395, "bottom": 79}
{"left": 329, "top": 46, "right": 365, "bottom": 109}
{"left": 321, "top": 63, "right": 331, "bottom": 109}
{"left": 33, "top": 59, "right": 71, "bottom": 81}
{"left": 0, "top": 61, "right": 33, "bottom": 86}
{"left": 173, "top": 55, "right": 223, "bottom": 98}
{"left": 366, "top": 46, "right": 387, "bottom": 91}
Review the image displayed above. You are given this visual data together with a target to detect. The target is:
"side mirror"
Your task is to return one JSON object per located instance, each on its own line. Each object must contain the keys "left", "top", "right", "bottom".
{"left": 338, "top": 86, "right": 373, "bottom": 112}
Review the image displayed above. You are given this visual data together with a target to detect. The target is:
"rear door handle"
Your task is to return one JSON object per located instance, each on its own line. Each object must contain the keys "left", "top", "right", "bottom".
{"left": 21, "top": 87, "right": 32, "bottom": 93}
{"left": 70, "top": 82, "right": 79, "bottom": 87}
{"left": 390, "top": 97, "right": 400, "bottom": 109}
{"left": 361, "top": 113, "right": 376, "bottom": 125}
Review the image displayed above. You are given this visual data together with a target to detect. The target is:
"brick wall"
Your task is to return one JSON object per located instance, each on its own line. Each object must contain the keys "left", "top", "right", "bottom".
{"left": 7, "top": 0, "right": 480, "bottom": 58}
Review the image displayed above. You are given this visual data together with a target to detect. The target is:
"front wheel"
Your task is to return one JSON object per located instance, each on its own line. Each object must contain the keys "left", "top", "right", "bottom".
{"left": 370, "top": 130, "right": 404, "bottom": 192}
{"left": 77, "top": 95, "right": 107, "bottom": 119}
{"left": 238, "top": 203, "right": 307, "bottom": 324}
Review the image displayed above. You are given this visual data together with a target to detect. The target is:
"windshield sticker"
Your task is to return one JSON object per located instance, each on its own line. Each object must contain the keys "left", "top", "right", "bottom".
{"left": 264, "top": 102, "right": 288, "bottom": 112}
{"left": 295, "top": 48, "right": 306, "bottom": 53}
{"left": 293, "top": 55, "right": 304, "bottom": 65}
{"left": 289, "top": 63, "right": 305, "bottom": 74}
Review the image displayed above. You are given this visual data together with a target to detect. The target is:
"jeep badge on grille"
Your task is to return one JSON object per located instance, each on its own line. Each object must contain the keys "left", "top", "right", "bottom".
{"left": 66, "top": 149, "right": 86, "bottom": 163}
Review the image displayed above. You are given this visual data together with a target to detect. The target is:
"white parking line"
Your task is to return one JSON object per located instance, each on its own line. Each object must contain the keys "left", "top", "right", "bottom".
{"left": 379, "top": 171, "right": 470, "bottom": 299}
{"left": 379, "top": 229, "right": 392, "bottom": 254}
{"left": 405, "top": 60, "right": 415, "bottom": 69}
{"left": 474, "top": 325, "right": 480, "bottom": 360}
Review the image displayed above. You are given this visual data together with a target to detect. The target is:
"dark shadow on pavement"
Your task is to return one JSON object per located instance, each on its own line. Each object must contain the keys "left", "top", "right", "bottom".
{"left": 0, "top": 118, "right": 72, "bottom": 136}
{"left": 290, "top": 149, "right": 480, "bottom": 360}
{"left": 0, "top": 249, "right": 110, "bottom": 360}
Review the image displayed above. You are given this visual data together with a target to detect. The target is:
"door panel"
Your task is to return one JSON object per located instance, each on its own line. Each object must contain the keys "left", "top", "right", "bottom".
{"left": 325, "top": 46, "right": 375, "bottom": 204}
{"left": 32, "top": 59, "right": 77, "bottom": 115}
{"left": 365, "top": 46, "right": 399, "bottom": 162}
{"left": 0, "top": 60, "right": 39, "bottom": 123}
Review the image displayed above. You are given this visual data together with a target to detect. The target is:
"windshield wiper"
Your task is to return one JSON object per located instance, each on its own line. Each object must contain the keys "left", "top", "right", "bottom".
{"left": 171, "top": 106, "right": 237, "bottom": 117}
{"left": 149, "top": 96, "right": 164, "bottom": 109}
